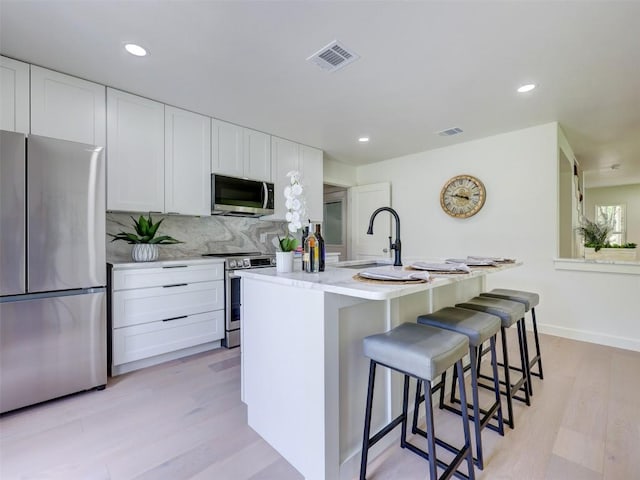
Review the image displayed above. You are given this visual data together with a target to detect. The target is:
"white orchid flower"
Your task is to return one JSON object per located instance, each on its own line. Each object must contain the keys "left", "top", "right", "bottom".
{"left": 281, "top": 171, "right": 305, "bottom": 245}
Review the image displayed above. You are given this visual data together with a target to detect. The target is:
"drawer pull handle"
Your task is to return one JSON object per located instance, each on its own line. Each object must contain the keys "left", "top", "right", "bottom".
{"left": 163, "top": 283, "right": 188, "bottom": 288}
{"left": 163, "top": 265, "right": 188, "bottom": 269}
{"left": 162, "top": 315, "right": 188, "bottom": 322}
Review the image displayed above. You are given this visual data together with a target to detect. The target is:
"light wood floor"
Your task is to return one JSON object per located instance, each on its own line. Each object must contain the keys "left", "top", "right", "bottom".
{"left": 1, "top": 331, "right": 639, "bottom": 479}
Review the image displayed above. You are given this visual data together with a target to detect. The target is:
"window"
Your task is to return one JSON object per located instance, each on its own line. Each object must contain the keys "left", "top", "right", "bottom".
{"left": 595, "top": 204, "right": 626, "bottom": 245}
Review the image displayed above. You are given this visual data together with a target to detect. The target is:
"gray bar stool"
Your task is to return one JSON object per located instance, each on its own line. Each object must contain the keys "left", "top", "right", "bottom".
{"left": 360, "top": 322, "right": 475, "bottom": 480}
{"left": 455, "top": 297, "right": 529, "bottom": 429}
{"left": 480, "top": 288, "right": 543, "bottom": 394}
{"left": 414, "top": 307, "right": 504, "bottom": 470}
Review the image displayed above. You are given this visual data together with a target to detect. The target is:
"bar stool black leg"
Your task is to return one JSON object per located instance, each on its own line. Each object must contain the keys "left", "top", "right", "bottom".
{"left": 400, "top": 375, "right": 410, "bottom": 450}
{"left": 412, "top": 379, "right": 421, "bottom": 435}
{"left": 455, "top": 360, "right": 475, "bottom": 480}
{"left": 516, "top": 319, "right": 531, "bottom": 405}
{"left": 489, "top": 336, "right": 505, "bottom": 435}
{"left": 518, "top": 317, "right": 534, "bottom": 396}
{"left": 360, "top": 360, "right": 376, "bottom": 480}
{"left": 423, "top": 378, "right": 438, "bottom": 480}
{"left": 499, "top": 327, "right": 515, "bottom": 429}
{"left": 450, "top": 362, "right": 459, "bottom": 405}
{"left": 468, "top": 347, "right": 484, "bottom": 469}
{"left": 531, "top": 308, "right": 544, "bottom": 379}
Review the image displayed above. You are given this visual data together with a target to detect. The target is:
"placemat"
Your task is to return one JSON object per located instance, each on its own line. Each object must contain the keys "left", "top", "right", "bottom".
{"left": 352, "top": 274, "right": 429, "bottom": 285}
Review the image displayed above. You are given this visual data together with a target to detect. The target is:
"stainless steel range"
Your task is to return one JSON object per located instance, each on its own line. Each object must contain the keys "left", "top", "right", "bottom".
{"left": 202, "top": 252, "right": 275, "bottom": 348}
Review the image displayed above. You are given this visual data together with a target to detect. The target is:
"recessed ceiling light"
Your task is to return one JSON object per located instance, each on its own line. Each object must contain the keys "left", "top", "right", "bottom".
{"left": 124, "top": 43, "right": 147, "bottom": 57}
{"left": 517, "top": 83, "right": 536, "bottom": 93}
{"left": 358, "top": 137, "right": 369, "bottom": 143}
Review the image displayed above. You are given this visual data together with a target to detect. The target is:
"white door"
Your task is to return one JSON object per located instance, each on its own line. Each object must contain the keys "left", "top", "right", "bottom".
{"left": 0, "top": 56, "right": 29, "bottom": 133}
{"left": 349, "top": 182, "right": 391, "bottom": 260}
{"left": 323, "top": 187, "right": 348, "bottom": 260}
{"left": 106, "top": 88, "right": 165, "bottom": 212}
{"left": 31, "top": 65, "right": 106, "bottom": 146}
{"left": 165, "top": 106, "right": 211, "bottom": 216}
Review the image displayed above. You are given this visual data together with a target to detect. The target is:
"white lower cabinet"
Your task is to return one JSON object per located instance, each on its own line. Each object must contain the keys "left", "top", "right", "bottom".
{"left": 113, "top": 310, "right": 224, "bottom": 366}
{"left": 109, "top": 260, "right": 225, "bottom": 375}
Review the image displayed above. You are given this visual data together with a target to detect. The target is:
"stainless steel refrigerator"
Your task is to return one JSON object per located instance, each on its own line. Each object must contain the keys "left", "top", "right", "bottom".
{"left": 0, "top": 130, "right": 107, "bottom": 414}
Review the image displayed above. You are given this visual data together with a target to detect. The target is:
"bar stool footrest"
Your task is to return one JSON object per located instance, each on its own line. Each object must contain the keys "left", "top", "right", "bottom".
{"left": 408, "top": 428, "right": 473, "bottom": 479}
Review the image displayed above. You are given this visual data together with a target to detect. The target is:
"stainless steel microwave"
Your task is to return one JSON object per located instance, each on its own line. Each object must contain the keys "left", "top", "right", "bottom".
{"left": 211, "top": 174, "right": 275, "bottom": 217}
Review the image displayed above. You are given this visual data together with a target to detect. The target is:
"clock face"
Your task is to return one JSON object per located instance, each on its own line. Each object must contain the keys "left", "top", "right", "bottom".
{"left": 440, "top": 175, "right": 486, "bottom": 218}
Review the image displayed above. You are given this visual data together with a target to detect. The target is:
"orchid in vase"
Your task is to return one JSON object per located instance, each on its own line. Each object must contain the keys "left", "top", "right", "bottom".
{"left": 278, "top": 170, "right": 306, "bottom": 252}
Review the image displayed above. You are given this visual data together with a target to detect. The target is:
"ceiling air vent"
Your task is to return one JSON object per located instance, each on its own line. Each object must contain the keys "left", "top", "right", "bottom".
{"left": 307, "top": 40, "right": 360, "bottom": 72}
{"left": 437, "top": 127, "right": 464, "bottom": 137}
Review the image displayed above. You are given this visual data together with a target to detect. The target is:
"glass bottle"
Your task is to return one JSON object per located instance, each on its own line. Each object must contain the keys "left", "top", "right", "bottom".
{"left": 315, "top": 223, "right": 325, "bottom": 272}
{"left": 304, "top": 228, "right": 319, "bottom": 273}
{"left": 301, "top": 224, "right": 309, "bottom": 271}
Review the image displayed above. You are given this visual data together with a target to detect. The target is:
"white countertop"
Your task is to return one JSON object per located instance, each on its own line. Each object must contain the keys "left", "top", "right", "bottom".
{"left": 109, "top": 256, "right": 224, "bottom": 270}
{"left": 235, "top": 261, "right": 520, "bottom": 300}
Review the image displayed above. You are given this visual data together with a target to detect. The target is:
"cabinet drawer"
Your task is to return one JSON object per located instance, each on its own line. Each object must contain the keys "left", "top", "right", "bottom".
{"left": 113, "top": 263, "right": 223, "bottom": 290}
{"left": 112, "top": 280, "right": 223, "bottom": 328}
{"left": 113, "top": 310, "right": 224, "bottom": 366}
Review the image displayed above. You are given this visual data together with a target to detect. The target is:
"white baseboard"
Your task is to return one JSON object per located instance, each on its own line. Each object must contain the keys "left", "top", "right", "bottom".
{"left": 111, "top": 341, "right": 222, "bottom": 376}
{"left": 538, "top": 323, "right": 640, "bottom": 352}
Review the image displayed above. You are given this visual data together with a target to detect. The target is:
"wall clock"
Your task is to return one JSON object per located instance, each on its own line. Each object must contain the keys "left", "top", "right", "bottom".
{"left": 440, "top": 174, "right": 486, "bottom": 218}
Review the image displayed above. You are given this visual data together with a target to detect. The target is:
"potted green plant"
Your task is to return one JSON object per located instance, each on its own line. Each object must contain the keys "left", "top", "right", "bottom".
{"left": 577, "top": 217, "right": 637, "bottom": 260}
{"left": 577, "top": 217, "right": 611, "bottom": 252}
{"left": 109, "top": 213, "right": 181, "bottom": 262}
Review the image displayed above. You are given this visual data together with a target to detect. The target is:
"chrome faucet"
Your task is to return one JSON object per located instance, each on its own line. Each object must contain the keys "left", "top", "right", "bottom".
{"left": 366, "top": 207, "right": 402, "bottom": 266}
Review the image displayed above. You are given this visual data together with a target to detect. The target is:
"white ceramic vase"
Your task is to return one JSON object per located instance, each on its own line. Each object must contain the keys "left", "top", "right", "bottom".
{"left": 276, "top": 251, "right": 294, "bottom": 273}
{"left": 131, "top": 243, "right": 159, "bottom": 262}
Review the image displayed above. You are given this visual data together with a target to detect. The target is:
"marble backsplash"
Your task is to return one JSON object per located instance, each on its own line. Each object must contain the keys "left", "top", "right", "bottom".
{"left": 107, "top": 212, "right": 291, "bottom": 262}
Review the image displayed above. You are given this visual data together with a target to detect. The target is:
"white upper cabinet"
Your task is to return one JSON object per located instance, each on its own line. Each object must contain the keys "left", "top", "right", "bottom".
{"left": 30, "top": 65, "right": 106, "bottom": 146}
{"left": 270, "top": 137, "right": 300, "bottom": 220}
{"left": 107, "top": 88, "right": 165, "bottom": 213}
{"left": 211, "top": 119, "right": 243, "bottom": 178}
{"left": 243, "top": 128, "right": 271, "bottom": 182}
{"left": 165, "top": 106, "right": 211, "bottom": 216}
{"left": 299, "top": 144, "right": 324, "bottom": 222}
{"left": 212, "top": 119, "right": 271, "bottom": 182}
{"left": 0, "top": 56, "right": 29, "bottom": 134}
{"left": 269, "top": 136, "right": 323, "bottom": 222}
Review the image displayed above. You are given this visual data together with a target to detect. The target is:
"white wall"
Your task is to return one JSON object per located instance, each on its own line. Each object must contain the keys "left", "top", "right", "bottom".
{"left": 324, "top": 158, "right": 357, "bottom": 187}
{"left": 585, "top": 183, "right": 640, "bottom": 244}
{"left": 355, "top": 123, "right": 640, "bottom": 351}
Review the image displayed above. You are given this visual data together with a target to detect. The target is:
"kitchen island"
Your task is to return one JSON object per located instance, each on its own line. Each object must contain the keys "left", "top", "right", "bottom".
{"left": 236, "top": 262, "right": 519, "bottom": 480}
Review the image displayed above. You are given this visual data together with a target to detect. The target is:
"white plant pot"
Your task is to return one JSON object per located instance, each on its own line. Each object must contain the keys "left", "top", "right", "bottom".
{"left": 276, "top": 251, "right": 294, "bottom": 273}
{"left": 584, "top": 247, "right": 637, "bottom": 261}
{"left": 131, "top": 244, "right": 159, "bottom": 262}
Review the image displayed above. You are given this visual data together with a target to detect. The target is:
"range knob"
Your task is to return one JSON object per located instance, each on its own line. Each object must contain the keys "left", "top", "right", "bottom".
{"left": 243, "top": 259, "right": 251, "bottom": 268}
{"left": 228, "top": 259, "right": 236, "bottom": 268}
